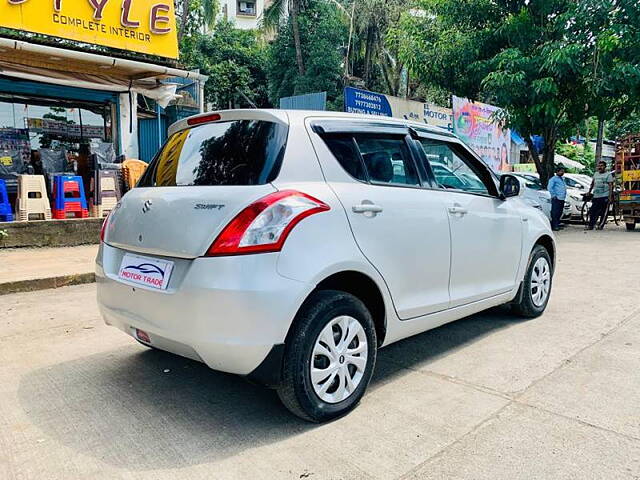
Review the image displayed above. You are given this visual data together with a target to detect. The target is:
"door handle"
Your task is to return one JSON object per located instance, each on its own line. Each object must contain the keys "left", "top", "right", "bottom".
{"left": 353, "top": 204, "right": 383, "bottom": 214}
{"left": 448, "top": 206, "right": 468, "bottom": 215}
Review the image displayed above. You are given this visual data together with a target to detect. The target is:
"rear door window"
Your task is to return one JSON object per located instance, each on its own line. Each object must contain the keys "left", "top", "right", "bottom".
{"left": 354, "top": 135, "right": 419, "bottom": 186}
{"left": 322, "top": 132, "right": 420, "bottom": 186}
{"left": 139, "top": 120, "right": 288, "bottom": 187}
{"left": 322, "top": 136, "right": 366, "bottom": 181}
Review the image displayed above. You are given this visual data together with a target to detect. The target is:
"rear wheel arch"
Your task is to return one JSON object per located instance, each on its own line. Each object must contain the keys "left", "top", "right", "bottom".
{"left": 288, "top": 270, "right": 387, "bottom": 347}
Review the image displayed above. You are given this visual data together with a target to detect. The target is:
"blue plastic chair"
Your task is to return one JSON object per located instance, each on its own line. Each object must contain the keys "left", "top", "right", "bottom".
{"left": 0, "top": 179, "right": 13, "bottom": 222}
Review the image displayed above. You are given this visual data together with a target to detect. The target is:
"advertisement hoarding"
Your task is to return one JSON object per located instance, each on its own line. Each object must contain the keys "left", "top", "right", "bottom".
{"left": 452, "top": 96, "right": 510, "bottom": 171}
{"left": 1, "top": 0, "right": 178, "bottom": 58}
{"left": 344, "top": 87, "right": 453, "bottom": 132}
{"left": 422, "top": 103, "right": 453, "bottom": 132}
{"left": 344, "top": 87, "right": 393, "bottom": 117}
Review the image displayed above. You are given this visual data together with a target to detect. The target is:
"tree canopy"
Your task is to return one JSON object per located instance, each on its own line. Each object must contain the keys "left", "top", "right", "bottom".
{"left": 180, "top": 20, "right": 269, "bottom": 109}
{"left": 393, "top": 0, "right": 640, "bottom": 184}
{"left": 267, "top": 0, "right": 348, "bottom": 110}
{"left": 173, "top": 0, "right": 640, "bottom": 179}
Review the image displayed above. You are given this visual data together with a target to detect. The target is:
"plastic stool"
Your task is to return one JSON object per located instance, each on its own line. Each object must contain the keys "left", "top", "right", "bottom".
{"left": 122, "top": 159, "right": 148, "bottom": 190}
{"left": 16, "top": 175, "right": 52, "bottom": 221}
{"left": 51, "top": 175, "right": 89, "bottom": 219}
{"left": 0, "top": 179, "right": 13, "bottom": 222}
{"left": 90, "top": 170, "right": 121, "bottom": 218}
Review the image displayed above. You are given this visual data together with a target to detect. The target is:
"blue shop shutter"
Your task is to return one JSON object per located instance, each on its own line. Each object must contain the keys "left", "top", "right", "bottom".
{"left": 138, "top": 116, "right": 169, "bottom": 162}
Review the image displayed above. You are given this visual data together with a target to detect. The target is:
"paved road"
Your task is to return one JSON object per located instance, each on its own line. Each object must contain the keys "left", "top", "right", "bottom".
{"left": 1, "top": 225, "right": 639, "bottom": 479}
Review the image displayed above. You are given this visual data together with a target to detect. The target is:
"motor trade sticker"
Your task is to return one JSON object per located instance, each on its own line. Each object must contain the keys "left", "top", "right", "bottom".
{"left": 118, "top": 253, "right": 174, "bottom": 290}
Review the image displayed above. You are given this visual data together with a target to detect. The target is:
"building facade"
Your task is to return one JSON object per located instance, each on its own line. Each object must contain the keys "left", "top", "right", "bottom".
{"left": 219, "top": 0, "right": 269, "bottom": 29}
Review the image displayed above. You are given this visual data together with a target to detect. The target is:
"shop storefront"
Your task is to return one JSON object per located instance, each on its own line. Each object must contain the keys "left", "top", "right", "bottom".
{"left": 0, "top": 0, "right": 206, "bottom": 220}
{"left": 0, "top": 77, "right": 118, "bottom": 189}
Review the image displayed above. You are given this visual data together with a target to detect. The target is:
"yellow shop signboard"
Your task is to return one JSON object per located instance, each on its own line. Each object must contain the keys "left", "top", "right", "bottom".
{"left": 1, "top": 0, "right": 178, "bottom": 58}
{"left": 622, "top": 170, "right": 640, "bottom": 182}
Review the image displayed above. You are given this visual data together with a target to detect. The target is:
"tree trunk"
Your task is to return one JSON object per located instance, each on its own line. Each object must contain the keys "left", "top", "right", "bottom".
{"left": 541, "top": 140, "right": 556, "bottom": 188}
{"left": 178, "top": 0, "right": 190, "bottom": 41}
{"left": 380, "top": 53, "right": 401, "bottom": 96}
{"left": 344, "top": 1, "right": 355, "bottom": 78}
{"left": 595, "top": 117, "right": 605, "bottom": 164}
{"left": 526, "top": 134, "right": 556, "bottom": 188}
{"left": 380, "top": 60, "right": 395, "bottom": 96}
{"left": 363, "top": 27, "right": 375, "bottom": 88}
{"left": 525, "top": 136, "right": 544, "bottom": 181}
{"left": 290, "top": 6, "right": 305, "bottom": 76}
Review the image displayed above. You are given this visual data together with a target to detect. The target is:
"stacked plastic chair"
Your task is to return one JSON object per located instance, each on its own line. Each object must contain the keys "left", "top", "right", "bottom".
{"left": 51, "top": 175, "right": 89, "bottom": 219}
{"left": 16, "top": 175, "right": 52, "bottom": 221}
{"left": 122, "top": 159, "right": 148, "bottom": 190}
{"left": 89, "top": 170, "right": 121, "bottom": 218}
{"left": 0, "top": 179, "right": 13, "bottom": 222}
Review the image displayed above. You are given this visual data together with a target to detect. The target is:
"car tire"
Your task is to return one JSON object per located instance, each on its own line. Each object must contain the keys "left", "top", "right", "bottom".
{"left": 277, "top": 290, "right": 377, "bottom": 422}
{"left": 626, "top": 222, "right": 636, "bottom": 231}
{"left": 511, "top": 245, "right": 553, "bottom": 318}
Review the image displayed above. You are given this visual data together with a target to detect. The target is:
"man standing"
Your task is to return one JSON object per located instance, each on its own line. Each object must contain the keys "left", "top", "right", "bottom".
{"left": 548, "top": 166, "right": 567, "bottom": 231}
{"left": 587, "top": 160, "right": 614, "bottom": 230}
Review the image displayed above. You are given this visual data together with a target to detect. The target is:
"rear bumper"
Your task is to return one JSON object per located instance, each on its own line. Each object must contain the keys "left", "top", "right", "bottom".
{"left": 96, "top": 243, "right": 311, "bottom": 375}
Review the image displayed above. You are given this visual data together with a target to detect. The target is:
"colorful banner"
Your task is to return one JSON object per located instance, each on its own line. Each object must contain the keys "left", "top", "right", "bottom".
{"left": 1, "top": 0, "right": 178, "bottom": 58}
{"left": 452, "top": 96, "right": 510, "bottom": 171}
{"left": 27, "top": 118, "right": 106, "bottom": 139}
{"left": 344, "top": 87, "right": 453, "bottom": 132}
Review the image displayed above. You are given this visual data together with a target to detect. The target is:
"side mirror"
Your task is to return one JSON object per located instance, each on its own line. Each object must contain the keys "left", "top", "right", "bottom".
{"left": 499, "top": 174, "right": 520, "bottom": 199}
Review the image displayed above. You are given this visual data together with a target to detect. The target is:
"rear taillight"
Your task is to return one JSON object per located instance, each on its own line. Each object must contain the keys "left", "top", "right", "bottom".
{"left": 206, "top": 190, "right": 330, "bottom": 256}
{"left": 100, "top": 212, "right": 111, "bottom": 243}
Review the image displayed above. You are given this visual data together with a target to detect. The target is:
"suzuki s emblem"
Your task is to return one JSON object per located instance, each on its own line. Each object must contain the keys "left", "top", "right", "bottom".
{"left": 142, "top": 200, "right": 153, "bottom": 213}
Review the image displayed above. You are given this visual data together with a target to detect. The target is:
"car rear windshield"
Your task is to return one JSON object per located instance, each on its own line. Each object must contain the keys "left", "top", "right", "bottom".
{"left": 138, "top": 120, "right": 288, "bottom": 187}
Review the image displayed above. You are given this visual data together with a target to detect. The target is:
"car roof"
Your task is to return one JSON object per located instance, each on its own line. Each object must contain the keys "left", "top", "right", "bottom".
{"left": 169, "top": 108, "right": 454, "bottom": 138}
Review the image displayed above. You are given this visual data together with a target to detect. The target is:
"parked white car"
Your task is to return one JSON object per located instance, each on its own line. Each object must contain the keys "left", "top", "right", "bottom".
{"left": 97, "top": 110, "right": 555, "bottom": 422}
{"left": 516, "top": 172, "right": 572, "bottom": 220}
{"left": 564, "top": 173, "right": 592, "bottom": 218}
{"left": 508, "top": 173, "right": 552, "bottom": 219}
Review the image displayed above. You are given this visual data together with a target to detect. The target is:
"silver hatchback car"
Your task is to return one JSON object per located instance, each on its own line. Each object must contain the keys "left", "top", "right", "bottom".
{"left": 97, "top": 109, "right": 555, "bottom": 421}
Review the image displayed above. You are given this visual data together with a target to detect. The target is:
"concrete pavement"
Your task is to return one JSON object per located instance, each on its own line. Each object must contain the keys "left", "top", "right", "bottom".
{"left": 0, "top": 225, "right": 639, "bottom": 479}
{"left": 0, "top": 245, "right": 97, "bottom": 295}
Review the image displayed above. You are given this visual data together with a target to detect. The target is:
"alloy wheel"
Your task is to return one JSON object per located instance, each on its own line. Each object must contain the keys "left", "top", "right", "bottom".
{"left": 530, "top": 257, "right": 551, "bottom": 307}
{"left": 310, "top": 315, "right": 368, "bottom": 404}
